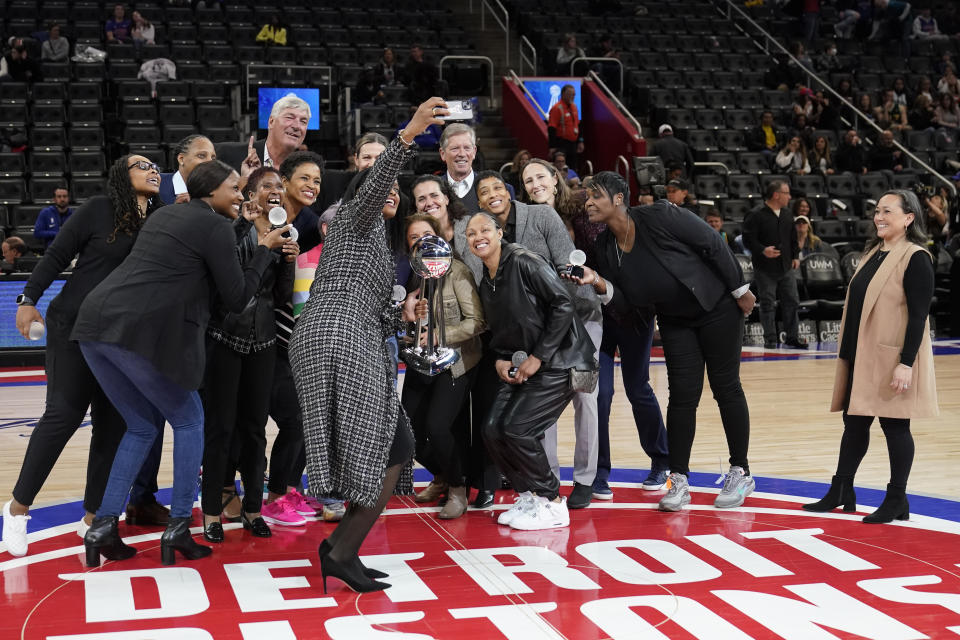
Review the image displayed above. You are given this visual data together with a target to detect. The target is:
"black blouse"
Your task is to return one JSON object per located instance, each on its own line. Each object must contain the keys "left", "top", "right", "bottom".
{"left": 839, "top": 249, "right": 935, "bottom": 366}
{"left": 22, "top": 196, "right": 138, "bottom": 323}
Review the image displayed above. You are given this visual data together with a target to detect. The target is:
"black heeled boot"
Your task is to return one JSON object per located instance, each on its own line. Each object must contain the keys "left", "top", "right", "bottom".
{"left": 863, "top": 484, "right": 910, "bottom": 524}
{"left": 161, "top": 517, "right": 212, "bottom": 565}
{"left": 321, "top": 553, "right": 390, "bottom": 594}
{"left": 318, "top": 538, "right": 388, "bottom": 579}
{"left": 802, "top": 475, "right": 856, "bottom": 512}
{"left": 84, "top": 516, "right": 137, "bottom": 567}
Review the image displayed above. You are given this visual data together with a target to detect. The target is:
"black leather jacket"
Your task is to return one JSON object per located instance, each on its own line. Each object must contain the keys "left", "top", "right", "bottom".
{"left": 209, "top": 217, "right": 293, "bottom": 346}
{"left": 479, "top": 242, "right": 596, "bottom": 372}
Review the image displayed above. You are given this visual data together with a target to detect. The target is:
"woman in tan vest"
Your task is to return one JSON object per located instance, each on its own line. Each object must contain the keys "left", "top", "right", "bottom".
{"left": 804, "top": 189, "right": 937, "bottom": 523}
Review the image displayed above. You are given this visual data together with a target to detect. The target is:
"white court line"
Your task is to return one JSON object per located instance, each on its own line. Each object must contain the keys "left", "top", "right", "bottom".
{"left": 0, "top": 370, "right": 45, "bottom": 379}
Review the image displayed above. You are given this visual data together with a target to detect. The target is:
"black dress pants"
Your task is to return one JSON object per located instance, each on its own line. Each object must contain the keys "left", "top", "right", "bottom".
{"left": 469, "top": 347, "right": 506, "bottom": 491}
{"left": 401, "top": 367, "right": 476, "bottom": 485}
{"left": 13, "top": 310, "right": 158, "bottom": 514}
{"left": 200, "top": 341, "right": 275, "bottom": 515}
{"left": 267, "top": 348, "right": 306, "bottom": 495}
{"left": 658, "top": 296, "right": 750, "bottom": 476}
{"left": 482, "top": 368, "right": 574, "bottom": 500}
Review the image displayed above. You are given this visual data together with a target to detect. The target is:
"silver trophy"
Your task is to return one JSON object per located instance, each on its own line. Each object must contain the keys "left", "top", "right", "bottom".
{"left": 400, "top": 234, "right": 461, "bottom": 377}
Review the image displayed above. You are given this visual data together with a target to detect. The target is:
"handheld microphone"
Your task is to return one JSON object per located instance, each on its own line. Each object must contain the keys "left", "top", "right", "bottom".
{"left": 267, "top": 207, "right": 287, "bottom": 229}
{"left": 28, "top": 321, "right": 45, "bottom": 341}
{"left": 508, "top": 350, "right": 528, "bottom": 378}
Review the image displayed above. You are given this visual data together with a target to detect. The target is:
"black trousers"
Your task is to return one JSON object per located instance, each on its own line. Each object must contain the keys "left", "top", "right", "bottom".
{"left": 267, "top": 348, "right": 306, "bottom": 495}
{"left": 13, "top": 310, "right": 160, "bottom": 513}
{"left": 658, "top": 296, "right": 750, "bottom": 476}
{"left": 469, "top": 347, "right": 506, "bottom": 491}
{"left": 200, "top": 341, "right": 275, "bottom": 515}
{"left": 401, "top": 367, "right": 476, "bottom": 485}
{"left": 482, "top": 368, "right": 574, "bottom": 500}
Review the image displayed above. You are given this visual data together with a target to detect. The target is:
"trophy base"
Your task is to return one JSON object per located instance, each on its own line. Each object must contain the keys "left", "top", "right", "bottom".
{"left": 400, "top": 346, "right": 461, "bottom": 377}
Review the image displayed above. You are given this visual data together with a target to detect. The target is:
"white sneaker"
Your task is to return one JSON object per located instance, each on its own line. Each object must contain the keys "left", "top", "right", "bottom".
{"left": 2, "top": 500, "right": 30, "bottom": 557}
{"left": 509, "top": 496, "right": 570, "bottom": 531}
{"left": 77, "top": 517, "right": 90, "bottom": 538}
{"left": 497, "top": 492, "right": 535, "bottom": 526}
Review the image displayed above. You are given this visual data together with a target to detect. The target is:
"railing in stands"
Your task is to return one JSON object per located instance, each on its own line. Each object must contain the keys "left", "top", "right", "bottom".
{"left": 615, "top": 155, "right": 630, "bottom": 181}
{"left": 586, "top": 70, "right": 641, "bottom": 139}
{"left": 519, "top": 36, "right": 537, "bottom": 76}
{"left": 439, "top": 55, "right": 497, "bottom": 107}
{"left": 571, "top": 57, "right": 624, "bottom": 95}
{"left": 507, "top": 70, "right": 547, "bottom": 120}
{"left": 479, "top": 0, "right": 510, "bottom": 68}
{"left": 712, "top": 0, "right": 957, "bottom": 198}
{"left": 695, "top": 161, "right": 732, "bottom": 175}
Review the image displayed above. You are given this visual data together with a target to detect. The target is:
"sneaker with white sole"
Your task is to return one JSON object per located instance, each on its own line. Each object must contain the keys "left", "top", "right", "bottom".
{"left": 2, "top": 500, "right": 30, "bottom": 557}
{"left": 714, "top": 466, "right": 755, "bottom": 508}
{"left": 658, "top": 473, "right": 691, "bottom": 512}
{"left": 497, "top": 491, "right": 535, "bottom": 526}
{"left": 591, "top": 478, "right": 614, "bottom": 500}
{"left": 642, "top": 468, "right": 670, "bottom": 491}
{"left": 509, "top": 496, "right": 570, "bottom": 531}
{"left": 285, "top": 490, "right": 318, "bottom": 517}
{"left": 261, "top": 496, "right": 307, "bottom": 526}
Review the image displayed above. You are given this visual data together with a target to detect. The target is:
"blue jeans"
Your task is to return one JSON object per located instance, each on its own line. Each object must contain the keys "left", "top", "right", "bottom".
{"left": 80, "top": 341, "right": 204, "bottom": 519}
{"left": 596, "top": 314, "right": 670, "bottom": 483}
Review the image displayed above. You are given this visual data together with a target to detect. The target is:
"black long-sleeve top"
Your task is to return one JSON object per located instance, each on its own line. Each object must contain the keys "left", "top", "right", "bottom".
{"left": 71, "top": 199, "right": 274, "bottom": 390}
{"left": 839, "top": 249, "right": 935, "bottom": 366}
{"left": 21, "top": 196, "right": 138, "bottom": 323}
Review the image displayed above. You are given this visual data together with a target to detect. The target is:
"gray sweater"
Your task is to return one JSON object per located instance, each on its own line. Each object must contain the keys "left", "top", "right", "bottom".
{"left": 41, "top": 38, "right": 69, "bottom": 61}
{"left": 453, "top": 200, "right": 601, "bottom": 323}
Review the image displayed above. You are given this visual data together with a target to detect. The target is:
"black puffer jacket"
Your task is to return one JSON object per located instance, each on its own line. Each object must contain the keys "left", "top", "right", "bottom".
{"left": 479, "top": 242, "right": 596, "bottom": 372}
{"left": 209, "top": 217, "right": 293, "bottom": 345}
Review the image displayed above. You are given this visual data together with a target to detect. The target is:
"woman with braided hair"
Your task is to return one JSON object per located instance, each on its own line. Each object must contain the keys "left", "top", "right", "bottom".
{"left": 3, "top": 155, "right": 166, "bottom": 558}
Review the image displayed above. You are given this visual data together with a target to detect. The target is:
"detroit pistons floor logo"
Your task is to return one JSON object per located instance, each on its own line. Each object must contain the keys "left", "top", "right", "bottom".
{"left": 3, "top": 475, "right": 960, "bottom": 639}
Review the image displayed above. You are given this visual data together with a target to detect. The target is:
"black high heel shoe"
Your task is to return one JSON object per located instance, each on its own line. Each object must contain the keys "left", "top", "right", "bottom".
{"left": 318, "top": 538, "right": 387, "bottom": 579}
{"left": 161, "top": 517, "right": 212, "bottom": 566}
{"left": 321, "top": 553, "right": 390, "bottom": 594}
{"left": 863, "top": 484, "right": 910, "bottom": 524}
{"left": 242, "top": 512, "right": 272, "bottom": 538}
{"left": 802, "top": 475, "right": 856, "bottom": 512}
{"left": 84, "top": 516, "right": 137, "bottom": 567}
{"left": 203, "top": 519, "right": 224, "bottom": 543}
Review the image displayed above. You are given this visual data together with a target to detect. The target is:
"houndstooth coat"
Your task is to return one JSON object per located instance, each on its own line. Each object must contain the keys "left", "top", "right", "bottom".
{"left": 289, "top": 138, "right": 415, "bottom": 507}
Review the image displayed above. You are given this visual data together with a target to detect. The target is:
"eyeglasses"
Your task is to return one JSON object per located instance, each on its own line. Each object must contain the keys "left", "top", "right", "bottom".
{"left": 128, "top": 160, "right": 160, "bottom": 173}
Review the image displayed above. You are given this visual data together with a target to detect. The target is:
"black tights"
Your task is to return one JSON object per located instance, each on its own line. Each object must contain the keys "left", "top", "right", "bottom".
{"left": 836, "top": 413, "right": 914, "bottom": 489}
{"left": 325, "top": 462, "right": 403, "bottom": 569}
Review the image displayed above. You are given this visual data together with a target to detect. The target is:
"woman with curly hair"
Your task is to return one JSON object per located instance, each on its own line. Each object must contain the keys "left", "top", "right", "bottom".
{"left": 3, "top": 155, "right": 164, "bottom": 558}
{"left": 410, "top": 174, "right": 468, "bottom": 244}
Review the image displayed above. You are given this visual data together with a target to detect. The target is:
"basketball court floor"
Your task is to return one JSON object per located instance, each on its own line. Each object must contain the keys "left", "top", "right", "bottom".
{"left": 1, "top": 342, "right": 959, "bottom": 639}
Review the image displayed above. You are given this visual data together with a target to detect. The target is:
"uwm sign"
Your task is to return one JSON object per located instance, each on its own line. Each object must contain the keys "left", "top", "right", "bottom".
{"left": 30, "top": 508, "right": 960, "bottom": 640}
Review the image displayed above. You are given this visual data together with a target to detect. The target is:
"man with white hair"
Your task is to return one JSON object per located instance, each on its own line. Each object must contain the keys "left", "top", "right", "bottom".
{"left": 217, "top": 94, "right": 311, "bottom": 180}
{"left": 440, "top": 123, "right": 481, "bottom": 211}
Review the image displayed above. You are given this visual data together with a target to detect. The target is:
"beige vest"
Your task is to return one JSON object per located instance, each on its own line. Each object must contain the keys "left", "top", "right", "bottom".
{"left": 830, "top": 238, "right": 939, "bottom": 419}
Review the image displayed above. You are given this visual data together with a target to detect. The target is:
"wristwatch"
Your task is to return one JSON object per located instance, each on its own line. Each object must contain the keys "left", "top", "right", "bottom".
{"left": 16, "top": 294, "right": 34, "bottom": 306}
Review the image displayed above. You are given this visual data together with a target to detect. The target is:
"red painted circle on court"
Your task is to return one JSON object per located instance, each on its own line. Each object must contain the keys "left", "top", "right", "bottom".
{"left": 4, "top": 486, "right": 960, "bottom": 639}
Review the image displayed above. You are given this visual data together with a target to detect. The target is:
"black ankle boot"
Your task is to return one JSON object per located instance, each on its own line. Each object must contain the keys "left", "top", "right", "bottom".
{"left": 160, "top": 517, "right": 212, "bottom": 565}
{"left": 318, "top": 538, "right": 388, "bottom": 579}
{"left": 320, "top": 553, "right": 390, "bottom": 594}
{"left": 863, "top": 484, "right": 909, "bottom": 524}
{"left": 802, "top": 475, "right": 856, "bottom": 512}
{"left": 84, "top": 516, "right": 137, "bottom": 567}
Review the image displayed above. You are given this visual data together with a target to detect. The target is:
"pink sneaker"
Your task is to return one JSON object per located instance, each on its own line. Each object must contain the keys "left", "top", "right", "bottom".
{"left": 301, "top": 494, "right": 324, "bottom": 512}
{"left": 261, "top": 496, "right": 307, "bottom": 526}
{"left": 285, "top": 490, "right": 318, "bottom": 517}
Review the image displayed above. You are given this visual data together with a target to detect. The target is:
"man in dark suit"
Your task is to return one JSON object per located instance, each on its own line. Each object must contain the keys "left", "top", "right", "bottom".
{"left": 742, "top": 179, "right": 806, "bottom": 349}
{"left": 439, "top": 123, "right": 480, "bottom": 212}
{"left": 216, "top": 94, "right": 310, "bottom": 181}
